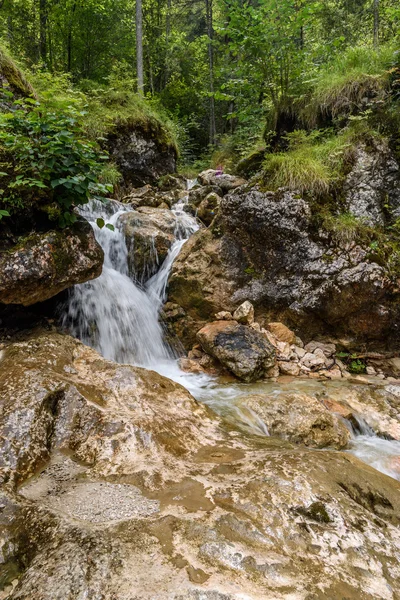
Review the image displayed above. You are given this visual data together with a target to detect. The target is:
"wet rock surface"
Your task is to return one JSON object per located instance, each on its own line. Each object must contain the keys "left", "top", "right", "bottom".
{"left": 119, "top": 207, "right": 177, "bottom": 283}
{"left": 197, "top": 321, "right": 276, "bottom": 382}
{"left": 0, "top": 220, "right": 103, "bottom": 306}
{"left": 245, "top": 392, "right": 350, "bottom": 448}
{"left": 1, "top": 332, "right": 400, "bottom": 598}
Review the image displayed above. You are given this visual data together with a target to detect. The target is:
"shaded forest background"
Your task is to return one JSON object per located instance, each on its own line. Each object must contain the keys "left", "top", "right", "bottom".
{"left": 1, "top": 0, "right": 399, "bottom": 166}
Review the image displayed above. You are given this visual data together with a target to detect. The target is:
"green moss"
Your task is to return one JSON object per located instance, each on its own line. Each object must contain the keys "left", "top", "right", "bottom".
{"left": 0, "top": 45, "right": 35, "bottom": 98}
{"left": 297, "top": 501, "right": 331, "bottom": 524}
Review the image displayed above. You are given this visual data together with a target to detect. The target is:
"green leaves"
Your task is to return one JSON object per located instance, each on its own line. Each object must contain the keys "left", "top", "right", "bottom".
{"left": 0, "top": 209, "right": 10, "bottom": 220}
{"left": 96, "top": 217, "right": 114, "bottom": 231}
{"left": 0, "top": 97, "right": 112, "bottom": 229}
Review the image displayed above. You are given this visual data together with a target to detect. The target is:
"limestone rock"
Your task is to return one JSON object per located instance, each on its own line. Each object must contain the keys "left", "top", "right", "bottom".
{"left": 278, "top": 361, "right": 300, "bottom": 377}
{"left": 232, "top": 300, "right": 254, "bottom": 325}
{"left": 245, "top": 393, "right": 350, "bottom": 449}
{"left": 106, "top": 122, "right": 177, "bottom": 187}
{"left": 187, "top": 185, "right": 223, "bottom": 209}
{"left": 304, "top": 340, "right": 336, "bottom": 357}
{"left": 266, "top": 322, "right": 296, "bottom": 344}
{"left": 344, "top": 139, "right": 400, "bottom": 226}
{"left": 169, "top": 186, "right": 400, "bottom": 346}
{"left": 197, "top": 192, "right": 221, "bottom": 226}
{"left": 0, "top": 220, "right": 103, "bottom": 306}
{"left": 119, "top": 207, "right": 176, "bottom": 283}
{"left": 214, "top": 311, "right": 233, "bottom": 320}
{"left": 1, "top": 332, "right": 400, "bottom": 598}
{"left": 197, "top": 170, "right": 247, "bottom": 193}
{"left": 197, "top": 321, "right": 276, "bottom": 382}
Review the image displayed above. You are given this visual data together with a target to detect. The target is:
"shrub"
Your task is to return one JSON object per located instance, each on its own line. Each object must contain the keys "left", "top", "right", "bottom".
{"left": 0, "top": 94, "right": 112, "bottom": 228}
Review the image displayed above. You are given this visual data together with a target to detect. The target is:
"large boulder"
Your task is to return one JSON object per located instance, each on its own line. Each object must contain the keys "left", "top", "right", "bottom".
{"left": 1, "top": 332, "right": 400, "bottom": 598}
{"left": 344, "top": 139, "right": 400, "bottom": 226}
{"left": 106, "top": 121, "right": 177, "bottom": 187}
{"left": 119, "top": 207, "right": 177, "bottom": 283}
{"left": 244, "top": 392, "right": 350, "bottom": 449}
{"left": 0, "top": 220, "right": 103, "bottom": 306}
{"left": 169, "top": 186, "right": 400, "bottom": 347}
{"left": 197, "top": 320, "right": 276, "bottom": 382}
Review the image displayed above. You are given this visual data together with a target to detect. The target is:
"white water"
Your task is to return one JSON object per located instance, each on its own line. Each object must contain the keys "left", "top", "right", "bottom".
{"left": 63, "top": 186, "right": 400, "bottom": 480}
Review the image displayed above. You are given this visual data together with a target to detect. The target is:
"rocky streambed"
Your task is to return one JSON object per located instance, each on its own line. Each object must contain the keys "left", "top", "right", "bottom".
{"left": 1, "top": 331, "right": 400, "bottom": 600}
{"left": 1, "top": 171, "right": 400, "bottom": 599}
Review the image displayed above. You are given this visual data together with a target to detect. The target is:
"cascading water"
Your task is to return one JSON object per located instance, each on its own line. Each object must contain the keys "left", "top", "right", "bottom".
{"left": 62, "top": 184, "right": 270, "bottom": 438}
{"left": 61, "top": 199, "right": 172, "bottom": 366}
{"left": 63, "top": 185, "right": 400, "bottom": 477}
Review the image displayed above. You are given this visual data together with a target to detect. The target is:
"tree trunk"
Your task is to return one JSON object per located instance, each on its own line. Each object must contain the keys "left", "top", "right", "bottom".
{"left": 164, "top": 0, "right": 172, "bottom": 87}
{"left": 373, "top": 0, "right": 379, "bottom": 47}
{"left": 39, "top": 0, "right": 47, "bottom": 63}
{"left": 67, "top": 0, "right": 78, "bottom": 72}
{"left": 206, "top": 0, "right": 216, "bottom": 146}
{"left": 136, "top": 0, "right": 144, "bottom": 94}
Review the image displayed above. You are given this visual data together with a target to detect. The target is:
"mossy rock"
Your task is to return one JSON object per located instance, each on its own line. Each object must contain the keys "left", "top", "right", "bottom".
{"left": 0, "top": 46, "right": 35, "bottom": 99}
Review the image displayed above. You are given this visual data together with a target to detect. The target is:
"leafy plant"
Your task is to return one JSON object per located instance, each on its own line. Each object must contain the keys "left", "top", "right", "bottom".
{"left": 0, "top": 96, "right": 112, "bottom": 228}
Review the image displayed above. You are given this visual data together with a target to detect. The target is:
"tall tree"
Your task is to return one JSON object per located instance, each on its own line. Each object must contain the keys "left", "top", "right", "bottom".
{"left": 39, "top": 0, "right": 47, "bottom": 63}
{"left": 373, "top": 0, "right": 379, "bottom": 47}
{"left": 206, "top": 0, "right": 216, "bottom": 145}
{"left": 136, "top": 0, "right": 144, "bottom": 93}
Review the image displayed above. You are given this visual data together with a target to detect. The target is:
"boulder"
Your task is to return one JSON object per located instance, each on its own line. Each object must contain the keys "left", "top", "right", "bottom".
{"left": 1, "top": 331, "right": 400, "bottom": 598}
{"left": 344, "top": 139, "right": 400, "bottom": 226}
{"left": 266, "top": 322, "right": 296, "bottom": 344}
{"left": 198, "top": 170, "right": 247, "bottom": 193}
{"left": 0, "top": 220, "right": 103, "bottom": 306}
{"left": 119, "top": 207, "right": 176, "bottom": 283}
{"left": 278, "top": 361, "right": 301, "bottom": 376}
{"left": 196, "top": 320, "right": 276, "bottom": 382}
{"left": 233, "top": 300, "right": 254, "bottom": 324}
{"left": 245, "top": 393, "right": 350, "bottom": 449}
{"left": 169, "top": 186, "right": 400, "bottom": 346}
{"left": 187, "top": 185, "right": 223, "bottom": 211}
{"left": 106, "top": 121, "right": 177, "bottom": 187}
{"left": 197, "top": 192, "right": 221, "bottom": 226}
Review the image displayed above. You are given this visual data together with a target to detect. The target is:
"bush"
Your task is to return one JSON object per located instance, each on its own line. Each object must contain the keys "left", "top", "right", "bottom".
{"left": 0, "top": 94, "right": 112, "bottom": 228}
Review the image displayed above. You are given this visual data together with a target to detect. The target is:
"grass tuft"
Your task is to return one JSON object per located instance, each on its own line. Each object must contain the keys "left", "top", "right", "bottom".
{"left": 301, "top": 45, "right": 394, "bottom": 127}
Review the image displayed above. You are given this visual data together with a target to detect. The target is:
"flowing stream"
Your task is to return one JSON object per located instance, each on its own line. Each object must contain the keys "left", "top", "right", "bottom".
{"left": 63, "top": 184, "right": 400, "bottom": 481}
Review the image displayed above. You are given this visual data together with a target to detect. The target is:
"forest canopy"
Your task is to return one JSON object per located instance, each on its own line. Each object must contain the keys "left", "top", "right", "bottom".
{"left": 0, "top": 0, "right": 399, "bottom": 165}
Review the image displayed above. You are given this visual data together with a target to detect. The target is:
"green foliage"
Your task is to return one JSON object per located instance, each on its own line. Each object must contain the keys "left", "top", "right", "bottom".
{"left": 0, "top": 96, "right": 112, "bottom": 228}
{"left": 301, "top": 45, "right": 395, "bottom": 127}
{"left": 0, "top": 43, "right": 35, "bottom": 98}
{"left": 321, "top": 212, "right": 376, "bottom": 245}
{"left": 336, "top": 351, "right": 367, "bottom": 374}
{"left": 261, "top": 129, "right": 356, "bottom": 196}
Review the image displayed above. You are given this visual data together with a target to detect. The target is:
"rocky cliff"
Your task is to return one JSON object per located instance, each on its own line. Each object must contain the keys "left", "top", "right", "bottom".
{"left": 168, "top": 167, "right": 400, "bottom": 349}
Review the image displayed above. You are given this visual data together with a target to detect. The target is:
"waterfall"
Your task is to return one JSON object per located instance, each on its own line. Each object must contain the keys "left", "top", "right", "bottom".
{"left": 62, "top": 186, "right": 198, "bottom": 367}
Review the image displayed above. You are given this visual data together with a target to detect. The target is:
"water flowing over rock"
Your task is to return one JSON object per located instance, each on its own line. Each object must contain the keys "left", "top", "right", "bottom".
{"left": 2, "top": 332, "right": 400, "bottom": 599}
{"left": 119, "top": 206, "right": 177, "bottom": 283}
{"left": 63, "top": 190, "right": 199, "bottom": 367}
{"left": 0, "top": 220, "right": 103, "bottom": 306}
{"left": 244, "top": 392, "right": 350, "bottom": 449}
{"left": 197, "top": 321, "right": 276, "bottom": 382}
{"left": 169, "top": 186, "right": 400, "bottom": 345}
